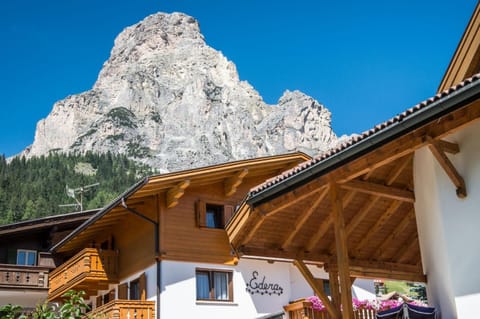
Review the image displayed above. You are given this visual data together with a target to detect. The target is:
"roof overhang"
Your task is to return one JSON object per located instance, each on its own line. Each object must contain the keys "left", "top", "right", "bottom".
{"left": 51, "top": 152, "right": 311, "bottom": 253}
{"left": 227, "top": 74, "right": 480, "bottom": 284}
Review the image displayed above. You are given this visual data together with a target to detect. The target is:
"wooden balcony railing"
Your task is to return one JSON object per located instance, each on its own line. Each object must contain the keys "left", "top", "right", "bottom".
{"left": 0, "top": 264, "right": 50, "bottom": 290}
{"left": 89, "top": 299, "right": 155, "bottom": 319}
{"left": 284, "top": 300, "right": 376, "bottom": 319}
{"left": 48, "top": 248, "right": 119, "bottom": 301}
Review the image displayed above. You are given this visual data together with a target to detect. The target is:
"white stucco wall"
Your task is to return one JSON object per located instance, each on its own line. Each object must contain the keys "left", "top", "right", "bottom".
{"left": 157, "top": 259, "right": 375, "bottom": 319}
{"left": 160, "top": 259, "right": 296, "bottom": 319}
{"left": 103, "top": 257, "right": 375, "bottom": 318}
{"left": 0, "top": 290, "right": 46, "bottom": 308}
{"left": 414, "top": 121, "right": 480, "bottom": 319}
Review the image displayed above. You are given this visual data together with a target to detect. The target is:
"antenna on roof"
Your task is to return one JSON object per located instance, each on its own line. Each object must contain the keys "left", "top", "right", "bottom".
{"left": 59, "top": 183, "right": 100, "bottom": 212}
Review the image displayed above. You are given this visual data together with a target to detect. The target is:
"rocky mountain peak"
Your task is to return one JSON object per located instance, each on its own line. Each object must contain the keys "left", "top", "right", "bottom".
{"left": 22, "top": 12, "right": 339, "bottom": 172}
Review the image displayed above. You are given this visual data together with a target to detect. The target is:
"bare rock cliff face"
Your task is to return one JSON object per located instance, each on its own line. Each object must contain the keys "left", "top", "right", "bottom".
{"left": 24, "top": 12, "right": 338, "bottom": 172}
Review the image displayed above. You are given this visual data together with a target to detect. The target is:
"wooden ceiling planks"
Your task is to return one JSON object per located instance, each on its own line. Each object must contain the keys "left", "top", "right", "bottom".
{"left": 281, "top": 187, "right": 329, "bottom": 250}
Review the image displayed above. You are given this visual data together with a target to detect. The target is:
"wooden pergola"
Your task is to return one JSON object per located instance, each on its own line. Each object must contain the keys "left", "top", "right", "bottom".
{"left": 227, "top": 75, "right": 480, "bottom": 319}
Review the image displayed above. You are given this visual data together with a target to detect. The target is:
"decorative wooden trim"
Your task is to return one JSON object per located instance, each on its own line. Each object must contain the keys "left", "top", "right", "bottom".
{"left": 224, "top": 169, "right": 248, "bottom": 197}
{"left": 166, "top": 180, "right": 190, "bottom": 208}
{"left": 281, "top": 187, "right": 329, "bottom": 250}
{"left": 330, "top": 182, "right": 354, "bottom": 319}
{"left": 426, "top": 136, "right": 467, "bottom": 198}
{"left": 293, "top": 259, "right": 340, "bottom": 319}
{"left": 340, "top": 180, "right": 414, "bottom": 203}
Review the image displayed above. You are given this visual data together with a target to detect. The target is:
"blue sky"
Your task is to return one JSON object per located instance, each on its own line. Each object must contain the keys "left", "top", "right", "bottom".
{"left": 0, "top": 1, "right": 477, "bottom": 157}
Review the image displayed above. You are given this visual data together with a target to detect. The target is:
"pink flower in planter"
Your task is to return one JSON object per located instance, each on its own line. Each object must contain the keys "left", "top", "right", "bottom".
{"left": 307, "top": 296, "right": 326, "bottom": 311}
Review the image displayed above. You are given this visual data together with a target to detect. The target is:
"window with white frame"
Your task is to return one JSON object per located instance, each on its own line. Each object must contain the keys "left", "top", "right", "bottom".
{"left": 16, "top": 249, "right": 36, "bottom": 266}
{"left": 196, "top": 268, "right": 233, "bottom": 301}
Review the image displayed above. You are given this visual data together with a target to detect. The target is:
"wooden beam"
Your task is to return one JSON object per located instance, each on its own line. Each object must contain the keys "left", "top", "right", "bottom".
{"left": 438, "top": 139, "right": 460, "bottom": 154}
{"left": 328, "top": 270, "right": 341, "bottom": 313}
{"left": 224, "top": 169, "right": 248, "bottom": 197}
{"left": 330, "top": 182, "right": 354, "bottom": 319}
{"left": 238, "top": 212, "right": 265, "bottom": 247}
{"left": 305, "top": 191, "right": 356, "bottom": 252}
{"left": 327, "top": 259, "right": 426, "bottom": 283}
{"left": 258, "top": 184, "right": 327, "bottom": 217}
{"left": 294, "top": 259, "right": 340, "bottom": 319}
{"left": 376, "top": 209, "right": 415, "bottom": 260}
{"left": 341, "top": 180, "right": 414, "bottom": 203}
{"left": 353, "top": 200, "right": 403, "bottom": 255}
{"left": 426, "top": 136, "right": 466, "bottom": 198}
{"left": 165, "top": 180, "right": 190, "bottom": 208}
{"left": 281, "top": 187, "right": 329, "bottom": 250}
{"left": 328, "top": 196, "right": 380, "bottom": 254}
{"left": 397, "top": 235, "right": 420, "bottom": 264}
{"left": 386, "top": 154, "right": 412, "bottom": 186}
{"left": 237, "top": 246, "right": 332, "bottom": 262}
{"left": 334, "top": 101, "right": 480, "bottom": 184}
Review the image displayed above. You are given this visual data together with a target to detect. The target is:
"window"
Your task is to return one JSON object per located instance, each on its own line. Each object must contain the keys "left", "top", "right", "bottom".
{"left": 16, "top": 249, "right": 36, "bottom": 266}
{"left": 322, "top": 280, "right": 331, "bottom": 296}
{"left": 129, "top": 273, "right": 146, "bottom": 300}
{"left": 196, "top": 269, "right": 233, "bottom": 301}
{"left": 206, "top": 204, "right": 223, "bottom": 228}
{"left": 130, "top": 278, "right": 140, "bottom": 300}
{"left": 196, "top": 200, "right": 234, "bottom": 229}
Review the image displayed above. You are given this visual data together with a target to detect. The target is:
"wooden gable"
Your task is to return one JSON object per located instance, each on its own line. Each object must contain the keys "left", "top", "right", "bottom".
{"left": 439, "top": 3, "right": 480, "bottom": 91}
{"left": 52, "top": 153, "right": 310, "bottom": 267}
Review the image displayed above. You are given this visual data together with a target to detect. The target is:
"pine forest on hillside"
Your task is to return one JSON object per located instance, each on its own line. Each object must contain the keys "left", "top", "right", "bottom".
{"left": 0, "top": 152, "right": 153, "bottom": 225}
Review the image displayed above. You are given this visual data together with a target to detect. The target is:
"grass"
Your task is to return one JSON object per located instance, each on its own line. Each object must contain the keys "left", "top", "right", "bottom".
{"left": 384, "top": 280, "right": 411, "bottom": 295}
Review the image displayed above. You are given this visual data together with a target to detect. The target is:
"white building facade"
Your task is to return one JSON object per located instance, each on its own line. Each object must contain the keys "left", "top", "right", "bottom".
{"left": 415, "top": 121, "right": 480, "bottom": 319}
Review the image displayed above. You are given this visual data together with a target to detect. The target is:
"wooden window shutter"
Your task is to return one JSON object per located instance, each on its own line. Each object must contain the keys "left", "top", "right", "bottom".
{"left": 228, "top": 272, "right": 234, "bottom": 302}
{"left": 223, "top": 205, "right": 234, "bottom": 226}
{"left": 7, "top": 248, "right": 16, "bottom": 264}
{"left": 96, "top": 295, "right": 103, "bottom": 307}
{"left": 118, "top": 282, "right": 128, "bottom": 299}
{"left": 195, "top": 200, "right": 207, "bottom": 227}
{"left": 108, "top": 289, "right": 115, "bottom": 302}
{"left": 139, "top": 272, "right": 147, "bottom": 301}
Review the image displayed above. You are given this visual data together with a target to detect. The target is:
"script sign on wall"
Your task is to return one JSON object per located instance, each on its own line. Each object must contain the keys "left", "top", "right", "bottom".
{"left": 246, "top": 270, "right": 284, "bottom": 296}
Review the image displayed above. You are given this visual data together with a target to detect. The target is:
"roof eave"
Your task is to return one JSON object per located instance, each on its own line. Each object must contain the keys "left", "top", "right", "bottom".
{"left": 50, "top": 176, "right": 150, "bottom": 252}
{"left": 247, "top": 78, "right": 480, "bottom": 208}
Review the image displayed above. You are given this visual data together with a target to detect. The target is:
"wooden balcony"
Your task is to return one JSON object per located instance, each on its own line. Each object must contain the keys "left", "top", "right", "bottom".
{"left": 48, "top": 248, "right": 119, "bottom": 301}
{"left": 0, "top": 264, "right": 50, "bottom": 290}
{"left": 284, "top": 300, "right": 376, "bottom": 319}
{"left": 89, "top": 299, "right": 155, "bottom": 319}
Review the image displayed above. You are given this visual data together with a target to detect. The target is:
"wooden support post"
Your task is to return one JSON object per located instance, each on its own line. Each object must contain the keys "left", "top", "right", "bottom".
{"left": 328, "top": 269, "right": 341, "bottom": 314}
{"left": 293, "top": 259, "right": 340, "bottom": 319}
{"left": 330, "top": 182, "right": 354, "bottom": 319}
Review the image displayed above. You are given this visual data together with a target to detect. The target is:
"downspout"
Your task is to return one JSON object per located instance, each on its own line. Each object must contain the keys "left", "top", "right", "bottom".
{"left": 121, "top": 198, "right": 161, "bottom": 319}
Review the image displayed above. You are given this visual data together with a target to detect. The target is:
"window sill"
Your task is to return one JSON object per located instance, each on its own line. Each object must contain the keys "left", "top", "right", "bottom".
{"left": 196, "top": 300, "right": 238, "bottom": 306}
